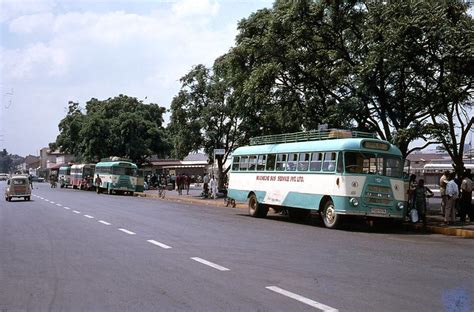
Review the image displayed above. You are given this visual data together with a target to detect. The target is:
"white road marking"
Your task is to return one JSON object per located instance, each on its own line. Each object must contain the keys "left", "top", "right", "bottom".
{"left": 64, "top": 207, "right": 70, "bottom": 210}
{"left": 73, "top": 210, "right": 81, "bottom": 214}
{"left": 56, "top": 203, "right": 62, "bottom": 207}
{"left": 84, "top": 215, "right": 94, "bottom": 219}
{"left": 191, "top": 257, "right": 230, "bottom": 271}
{"left": 147, "top": 240, "right": 172, "bottom": 249}
{"left": 50, "top": 201, "right": 55, "bottom": 204}
{"left": 265, "top": 286, "right": 338, "bottom": 312}
{"left": 118, "top": 228, "right": 136, "bottom": 235}
{"left": 98, "top": 220, "right": 111, "bottom": 225}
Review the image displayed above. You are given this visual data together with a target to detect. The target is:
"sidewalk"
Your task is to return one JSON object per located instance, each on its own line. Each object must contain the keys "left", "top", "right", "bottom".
{"left": 135, "top": 187, "right": 474, "bottom": 238}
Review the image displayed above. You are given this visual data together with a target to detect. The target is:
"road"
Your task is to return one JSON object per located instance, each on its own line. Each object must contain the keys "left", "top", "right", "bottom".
{"left": 1, "top": 182, "right": 472, "bottom": 311}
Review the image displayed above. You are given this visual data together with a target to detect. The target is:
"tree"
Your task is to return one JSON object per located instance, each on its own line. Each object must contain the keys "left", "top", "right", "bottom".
{"left": 169, "top": 62, "right": 242, "bottom": 189}
{"left": 0, "top": 149, "right": 13, "bottom": 173}
{"left": 53, "top": 95, "right": 170, "bottom": 164}
{"left": 346, "top": 0, "right": 473, "bottom": 157}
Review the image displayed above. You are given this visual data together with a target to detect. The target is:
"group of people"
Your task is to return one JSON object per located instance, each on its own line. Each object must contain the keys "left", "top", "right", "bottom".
{"left": 439, "top": 169, "right": 473, "bottom": 225}
{"left": 408, "top": 169, "right": 473, "bottom": 225}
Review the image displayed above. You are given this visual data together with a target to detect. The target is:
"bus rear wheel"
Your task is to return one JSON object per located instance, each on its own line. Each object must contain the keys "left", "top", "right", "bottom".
{"left": 248, "top": 194, "right": 268, "bottom": 218}
{"left": 321, "top": 200, "right": 341, "bottom": 229}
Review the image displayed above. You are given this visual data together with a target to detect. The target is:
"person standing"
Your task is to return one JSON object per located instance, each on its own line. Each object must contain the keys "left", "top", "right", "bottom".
{"left": 94, "top": 174, "right": 102, "bottom": 194}
{"left": 445, "top": 173, "right": 459, "bottom": 225}
{"left": 184, "top": 174, "right": 190, "bottom": 195}
{"left": 176, "top": 173, "right": 183, "bottom": 195}
{"left": 159, "top": 174, "right": 167, "bottom": 199}
{"left": 439, "top": 170, "right": 449, "bottom": 215}
{"left": 203, "top": 173, "right": 209, "bottom": 198}
{"left": 210, "top": 175, "right": 217, "bottom": 199}
{"left": 460, "top": 170, "right": 472, "bottom": 223}
{"left": 408, "top": 174, "right": 417, "bottom": 209}
{"left": 412, "top": 179, "right": 434, "bottom": 224}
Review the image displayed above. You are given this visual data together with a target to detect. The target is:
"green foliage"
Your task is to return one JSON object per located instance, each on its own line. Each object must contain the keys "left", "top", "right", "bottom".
{"left": 0, "top": 149, "right": 13, "bottom": 173}
{"left": 53, "top": 95, "right": 170, "bottom": 164}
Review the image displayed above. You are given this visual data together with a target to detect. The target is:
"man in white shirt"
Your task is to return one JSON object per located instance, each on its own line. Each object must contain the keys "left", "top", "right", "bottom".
{"left": 445, "top": 173, "right": 459, "bottom": 224}
{"left": 439, "top": 171, "right": 449, "bottom": 215}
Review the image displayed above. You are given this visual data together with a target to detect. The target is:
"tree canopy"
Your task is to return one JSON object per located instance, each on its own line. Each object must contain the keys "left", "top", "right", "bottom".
{"left": 53, "top": 95, "right": 169, "bottom": 164}
{"left": 170, "top": 0, "right": 473, "bottom": 170}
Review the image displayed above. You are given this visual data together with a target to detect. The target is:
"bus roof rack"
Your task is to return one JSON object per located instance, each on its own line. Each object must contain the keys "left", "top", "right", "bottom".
{"left": 249, "top": 129, "right": 377, "bottom": 145}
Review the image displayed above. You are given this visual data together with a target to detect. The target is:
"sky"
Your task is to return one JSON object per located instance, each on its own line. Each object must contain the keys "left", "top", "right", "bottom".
{"left": 0, "top": 0, "right": 273, "bottom": 156}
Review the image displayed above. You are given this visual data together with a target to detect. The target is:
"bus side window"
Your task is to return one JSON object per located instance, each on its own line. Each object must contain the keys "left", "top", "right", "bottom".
{"left": 276, "top": 154, "right": 287, "bottom": 171}
{"left": 287, "top": 153, "right": 298, "bottom": 171}
{"left": 298, "top": 153, "right": 310, "bottom": 171}
{"left": 248, "top": 155, "right": 257, "bottom": 171}
{"left": 322, "top": 152, "right": 337, "bottom": 171}
{"left": 310, "top": 152, "right": 322, "bottom": 171}
{"left": 256, "top": 155, "right": 266, "bottom": 171}
{"left": 232, "top": 157, "right": 240, "bottom": 171}
{"left": 240, "top": 156, "right": 249, "bottom": 171}
{"left": 266, "top": 154, "right": 276, "bottom": 171}
{"left": 337, "top": 152, "right": 343, "bottom": 173}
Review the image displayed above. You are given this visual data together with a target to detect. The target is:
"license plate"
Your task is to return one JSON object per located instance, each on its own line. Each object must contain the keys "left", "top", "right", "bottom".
{"left": 371, "top": 208, "right": 387, "bottom": 214}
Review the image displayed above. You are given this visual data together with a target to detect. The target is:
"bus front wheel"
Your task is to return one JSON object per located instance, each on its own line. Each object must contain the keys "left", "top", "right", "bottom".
{"left": 322, "top": 200, "right": 340, "bottom": 229}
{"left": 248, "top": 194, "right": 268, "bottom": 218}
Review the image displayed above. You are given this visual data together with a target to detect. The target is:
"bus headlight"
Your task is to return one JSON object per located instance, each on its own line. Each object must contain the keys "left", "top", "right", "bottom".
{"left": 397, "top": 202, "right": 405, "bottom": 210}
{"left": 350, "top": 198, "right": 359, "bottom": 207}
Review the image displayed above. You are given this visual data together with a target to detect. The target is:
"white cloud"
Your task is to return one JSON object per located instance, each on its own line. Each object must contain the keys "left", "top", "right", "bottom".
{"left": 0, "top": 0, "right": 55, "bottom": 23}
{"left": 172, "top": 0, "right": 219, "bottom": 17}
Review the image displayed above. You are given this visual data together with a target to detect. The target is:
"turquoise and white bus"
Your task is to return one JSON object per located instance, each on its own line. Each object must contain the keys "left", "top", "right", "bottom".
{"left": 94, "top": 160, "right": 139, "bottom": 195}
{"left": 227, "top": 129, "right": 408, "bottom": 228}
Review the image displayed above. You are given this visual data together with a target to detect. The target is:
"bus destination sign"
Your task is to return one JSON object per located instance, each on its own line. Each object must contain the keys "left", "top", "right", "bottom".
{"left": 362, "top": 141, "right": 390, "bottom": 151}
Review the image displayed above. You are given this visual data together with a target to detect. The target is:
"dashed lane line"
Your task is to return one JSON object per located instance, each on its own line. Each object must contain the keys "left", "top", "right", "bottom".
{"left": 84, "top": 215, "right": 94, "bottom": 219}
{"left": 73, "top": 210, "right": 81, "bottom": 214}
{"left": 265, "top": 286, "right": 339, "bottom": 312}
{"left": 191, "top": 257, "right": 230, "bottom": 271}
{"left": 64, "top": 207, "right": 70, "bottom": 210}
{"left": 50, "top": 201, "right": 55, "bottom": 204}
{"left": 147, "top": 239, "right": 172, "bottom": 249}
{"left": 56, "top": 203, "right": 62, "bottom": 207}
{"left": 118, "top": 228, "right": 136, "bottom": 235}
{"left": 98, "top": 220, "right": 111, "bottom": 225}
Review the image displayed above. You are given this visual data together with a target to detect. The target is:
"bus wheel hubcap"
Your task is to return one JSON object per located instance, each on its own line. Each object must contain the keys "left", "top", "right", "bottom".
{"left": 326, "top": 205, "right": 335, "bottom": 223}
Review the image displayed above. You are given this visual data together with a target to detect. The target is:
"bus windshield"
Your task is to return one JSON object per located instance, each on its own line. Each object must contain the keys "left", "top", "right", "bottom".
{"left": 344, "top": 152, "right": 403, "bottom": 178}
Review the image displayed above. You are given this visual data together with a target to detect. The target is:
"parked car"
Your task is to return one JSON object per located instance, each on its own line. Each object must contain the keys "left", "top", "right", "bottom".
{"left": 4, "top": 175, "right": 31, "bottom": 201}
{"left": 0, "top": 173, "right": 8, "bottom": 181}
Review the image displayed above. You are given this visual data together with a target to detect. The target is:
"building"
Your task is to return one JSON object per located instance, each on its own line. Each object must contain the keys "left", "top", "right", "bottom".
{"left": 38, "top": 147, "right": 75, "bottom": 178}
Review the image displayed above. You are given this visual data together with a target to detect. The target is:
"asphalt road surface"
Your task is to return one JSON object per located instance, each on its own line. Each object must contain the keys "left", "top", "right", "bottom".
{"left": 1, "top": 182, "right": 472, "bottom": 311}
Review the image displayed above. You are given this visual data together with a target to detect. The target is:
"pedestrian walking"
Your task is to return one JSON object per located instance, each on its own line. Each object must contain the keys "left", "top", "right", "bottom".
{"left": 445, "top": 173, "right": 459, "bottom": 225}
{"left": 159, "top": 174, "right": 167, "bottom": 199}
{"left": 94, "top": 174, "right": 102, "bottom": 193}
{"left": 460, "top": 170, "right": 472, "bottom": 223}
{"left": 439, "top": 170, "right": 449, "bottom": 215}
{"left": 176, "top": 174, "right": 183, "bottom": 195}
{"left": 412, "top": 179, "right": 434, "bottom": 224}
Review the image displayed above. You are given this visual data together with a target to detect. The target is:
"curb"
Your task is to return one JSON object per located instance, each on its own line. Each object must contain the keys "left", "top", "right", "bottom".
{"left": 135, "top": 192, "right": 473, "bottom": 238}
{"left": 406, "top": 223, "right": 474, "bottom": 238}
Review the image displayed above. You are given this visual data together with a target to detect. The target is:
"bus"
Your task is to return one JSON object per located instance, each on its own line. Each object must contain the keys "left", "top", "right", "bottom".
{"left": 94, "top": 160, "right": 139, "bottom": 195}
{"left": 422, "top": 163, "right": 474, "bottom": 186}
{"left": 58, "top": 165, "right": 72, "bottom": 188}
{"left": 70, "top": 164, "right": 96, "bottom": 190}
{"left": 227, "top": 129, "right": 408, "bottom": 228}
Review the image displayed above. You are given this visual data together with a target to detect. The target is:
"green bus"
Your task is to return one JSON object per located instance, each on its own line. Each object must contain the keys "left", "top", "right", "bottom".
{"left": 94, "top": 160, "right": 139, "bottom": 195}
{"left": 227, "top": 129, "right": 409, "bottom": 228}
